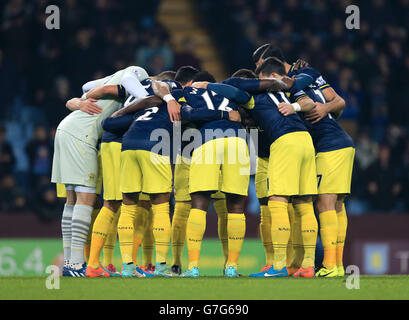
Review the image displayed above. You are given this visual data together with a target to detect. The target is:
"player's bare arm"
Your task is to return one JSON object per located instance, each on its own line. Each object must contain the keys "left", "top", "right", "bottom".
{"left": 278, "top": 96, "right": 315, "bottom": 116}
{"left": 151, "top": 80, "right": 181, "bottom": 122}
{"left": 65, "top": 97, "right": 102, "bottom": 115}
{"left": 305, "top": 88, "right": 345, "bottom": 123}
{"left": 111, "top": 95, "right": 163, "bottom": 118}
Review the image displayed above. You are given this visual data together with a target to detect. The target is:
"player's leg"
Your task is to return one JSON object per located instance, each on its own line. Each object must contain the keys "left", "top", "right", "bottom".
{"left": 138, "top": 150, "right": 173, "bottom": 277}
{"left": 182, "top": 192, "right": 211, "bottom": 278}
{"left": 117, "top": 149, "right": 145, "bottom": 277}
{"left": 86, "top": 199, "right": 121, "bottom": 277}
{"left": 265, "top": 132, "right": 309, "bottom": 277}
{"left": 140, "top": 197, "right": 154, "bottom": 271}
{"left": 288, "top": 200, "right": 303, "bottom": 274}
{"left": 181, "top": 139, "right": 221, "bottom": 277}
{"left": 84, "top": 198, "right": 100, "bottom": 264}
{"left": 131, "top": 198, "right": 150, "bottom": 275}
{"left": 336, "top": 195, "right": 347, "bottom": 276}
{"left": 224, "top": 193, "right": 246, "bottom": 277}
{"left": 70, "top": 188, "right": 96, "bottom": 274}
{"left": 102, "top": 200, "right": 121, "bottom": 272}
{"left": 171, "top": 156, "right": 192, "bottom": 274}
{"left": 314, "top": 147, "right": 354, "bottom": 277}
{"left": 87, "top": 142, "right": 123, "bottom": 276}
{"left": 291, "top": 133, "right": 319, "bottom": 278}
{"left": 292, "top": 196, "right": 318, "bottom": 278}
{"left": 254, "top": 157, "right": 273, "bottom": 272}
{"left": 61, "top": 186, "right": 75, "bottom": 275}
{"left": 314, "top": 193, "right": 338, "bottom": 277}
{"left": 150, "top": 192, "right": 172, "bottom": 276}
{"left": 212, "top": 196, "right": 228, "bottom": 268}
{"left": 221, "top": 137, "right": 250, "bottom": 277}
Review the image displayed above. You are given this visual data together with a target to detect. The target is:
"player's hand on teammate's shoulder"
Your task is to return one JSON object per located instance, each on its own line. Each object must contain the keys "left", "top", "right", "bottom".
{"left": 167, "top": 100, "right": 181, "bottom": 122}
{"left": 281, "top": 76, "right": 295, "bottom": 89}
{"left": 293, "top": 59, "right": 310, "bottom": 71}
{"left": 304, "top": 102, "right": 328, "bottom": 123}
{"left": 278, "top": 102, "right": 297, "bottom": 116}
{"left": 191, "top": 81, "right": 209, "bottom": 89}
{"left": 228, "top": 110, "right": 241, "bottom": 122}
{"left": 80, "top": 98, "right": 103, "bottom": 115}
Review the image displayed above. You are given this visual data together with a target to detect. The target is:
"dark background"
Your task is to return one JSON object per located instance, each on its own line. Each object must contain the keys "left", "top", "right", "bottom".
{"left": 0, "top": 0, "right": 408, "bottom": 227}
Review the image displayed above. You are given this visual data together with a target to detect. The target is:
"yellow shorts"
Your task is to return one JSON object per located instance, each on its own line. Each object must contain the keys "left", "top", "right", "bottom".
{"left": 120, "top": 150, "right": 172, "bottom": 194}
{"left": 268, "top": 131, "right": 317, "bottom": 196}
{"left": 255, "top": 157, "right": 269, "bottom": 199}
{"left": 174, "top": 155, "right": 191, "bottom": 202}
{"left": 316, "top": 147, "right": 355, "bottom": 194}
{"left": 56, "top": 150, "right": 102, "bottom": 197}
{"left": 173, "top": 155, "right": 226, "bottom": 201}
{"left": 56, "top": 183, "right": 67, "bottom": 198}
{"left": 189, "top": 137, "right": 250, "bottom": 196}
{"left": 101, "top": 142, "right": 122, "bottom": 201}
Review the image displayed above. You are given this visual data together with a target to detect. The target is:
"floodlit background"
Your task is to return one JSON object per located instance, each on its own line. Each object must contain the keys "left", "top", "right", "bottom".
{"left": 0, "top": 0, "right": 408, "bottom": 276}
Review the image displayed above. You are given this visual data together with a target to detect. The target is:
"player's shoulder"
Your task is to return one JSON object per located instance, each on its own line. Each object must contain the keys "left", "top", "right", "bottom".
{"left": 123, "top": 66, "right": 150, "bottom": 81}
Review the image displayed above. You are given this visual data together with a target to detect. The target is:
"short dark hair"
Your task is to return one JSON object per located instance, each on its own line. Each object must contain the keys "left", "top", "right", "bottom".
{"left": 153, "top": 70, "right": 176, "bottom": 81}
{"left": 255, "top": 57, "right": 286, "bottom": 76}
{"left": 261, "top": 45, "right": 286, "bottom": 62}
{"left": 175, "top": 66, "right": 200, "bottom": 85}
{"left": 231, "top": 69, "right": 257, "bottom": 79}
{"left": 252, "top": 44, "right": 270, "bottom": 64}
{"left": 192, "top": 71, "right": 216, "bottom": 83}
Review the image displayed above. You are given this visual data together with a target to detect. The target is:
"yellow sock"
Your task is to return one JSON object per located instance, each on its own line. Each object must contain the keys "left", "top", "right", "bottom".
{"left": 259, "top": 205, "right": 274, "bottom": 266}
{"left": 319, "top": 210, "right": 338, "bottom": 269}
{"left": 286, "top": 203, "right": 295, "bottom": 266}
{"left": 226, "top": 213, "right": 246, "bottom": 269}
{"left": 186, "top": 208, "right": 207, "bottom": 269}
{"left": 290, "top": 204, "right": 303, "bottom": 268}
{"left": 84, "top": 208, "right": 99, "bottom": 263}
{"left": 214, "top": 199, "right": 228, "bottom": 265}
{"left": 142, "top": 209, "right": 154, "bottom": 266}
{"left": 152, "top": 203, "right": 171, "bottom": 264}
{"left": 336, "top": 204, "right": 348, "bottom": 267}
{"left": 268, "top": 201, "right": 290, "bottom": 270}
{"left": 118, "top": 204, "right": 137, "bottom": 264}
{"left": 293, "top": 203, "right": 318, "bottom": 269}
{"left": 171, "top": 202, "right": 191, "bottom": 266}
{"left": 103, "top": 207, "right": 120, "bottom": 267}
{"left": 132, "top": 205, "right": 148, "bottom": 265}
{"left": 88, "top": 206, "right": 115, "bottom": 268}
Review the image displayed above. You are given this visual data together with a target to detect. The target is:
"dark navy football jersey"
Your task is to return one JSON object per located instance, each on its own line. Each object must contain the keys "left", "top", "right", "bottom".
{"left": 121, "top": 79, "right": 182, "bottom": 155}
{"left": 288, "top": 67, "right": 354, "bottom": 152}
{"left": 245, "top": 90, "right": 308, "bottom": 145}
{"left": 173, "top": 86, "right": 244, "bottom": 145}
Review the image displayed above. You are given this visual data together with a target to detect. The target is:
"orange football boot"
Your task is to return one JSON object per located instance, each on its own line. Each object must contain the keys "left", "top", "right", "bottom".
{"left": 86, "top": 265, "right": 111, "bottom": 278}
{"left": 293, "top": 266, "right": 315, "bottom": 278}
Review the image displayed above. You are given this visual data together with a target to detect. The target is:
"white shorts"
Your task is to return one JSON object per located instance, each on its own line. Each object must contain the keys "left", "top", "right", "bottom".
{"left": 51, "top": 129, "right": 99, "bottom": 188}
{"left": 65, "top": 184, "right": 96, "bottom": 194}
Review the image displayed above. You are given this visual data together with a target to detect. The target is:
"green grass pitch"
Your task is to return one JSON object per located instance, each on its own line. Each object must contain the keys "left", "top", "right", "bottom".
{"left": 1, "top": 275, "right": 409, "bottom": 300}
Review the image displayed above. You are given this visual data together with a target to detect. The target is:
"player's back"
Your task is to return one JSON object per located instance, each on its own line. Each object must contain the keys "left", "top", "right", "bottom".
{"left": 179, "top": 86, "right": 243, "bottom": 143}
{"left": 121, "top": 79, "right": 181, "bottom": 155}
{"left": 58, "top": 66, "right": 148, "bottom": 146}
{"left": 249, "top": 91, "right": 307, "bottom": 144}
{"left": 290, "top": 66, "right": 354, "bottom": 152}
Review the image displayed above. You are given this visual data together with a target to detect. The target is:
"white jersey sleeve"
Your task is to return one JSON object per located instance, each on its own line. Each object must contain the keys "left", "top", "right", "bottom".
{"left": 120, "top": 66, "right": 150, "bottom": 98}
